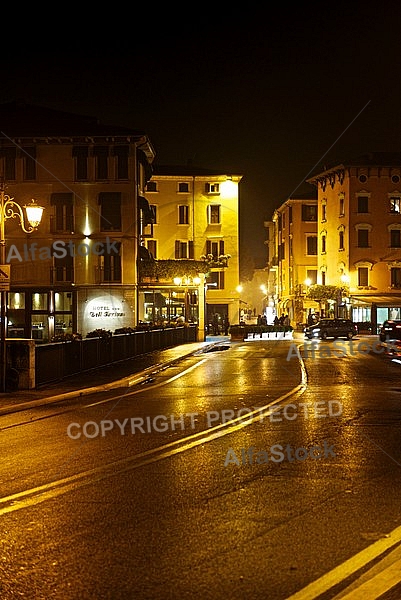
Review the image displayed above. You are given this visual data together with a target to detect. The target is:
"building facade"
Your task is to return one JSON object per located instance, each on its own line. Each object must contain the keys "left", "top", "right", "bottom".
{"left": 272, "top": 192, "right": 318, "bottom": 326}
{"left": 139, "top": 166, "right": 242, "bottom": 336}
{"left": 307, "top": 153, "right": 401, "bottom": 332}
{"left": 1, "top": 102, "right": 155, "bottom": 341}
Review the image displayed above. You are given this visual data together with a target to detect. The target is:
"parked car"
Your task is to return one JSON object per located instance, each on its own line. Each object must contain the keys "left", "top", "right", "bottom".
{"left": 379, "top": 320, "right": 401, "bottom": 342}
{"left": 304, "top": 318, "right": 358, "bottom": 340}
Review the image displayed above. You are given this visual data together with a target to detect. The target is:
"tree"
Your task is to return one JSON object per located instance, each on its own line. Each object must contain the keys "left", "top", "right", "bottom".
{"left": 305, "top": 284, "right": 349, "bottom": 302}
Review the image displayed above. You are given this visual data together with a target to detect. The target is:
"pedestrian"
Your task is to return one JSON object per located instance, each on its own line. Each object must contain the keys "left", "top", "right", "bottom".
{"left": 257, "top": 314, "right": 262, "bottom": 326}
{"left": 223, "top": 315, "right": 230, "bottom": 335}
{"left": 283, "top": 314, "right": 290, "bottom": 327}
{"left": 261, "top": 314, "right": 267, "bottom": 326}
{"left": 274, "top": 315, "right": 280, "bottom": 326}
{"left": 279, "top": 314, "right": 285, "bottom": 326}
{"left": 212, "top": 313, "right": 220, "bottom": 335}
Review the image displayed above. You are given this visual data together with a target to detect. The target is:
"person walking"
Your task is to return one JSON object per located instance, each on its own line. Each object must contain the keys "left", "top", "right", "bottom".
{"left": 212, "top": 313, "right": 220, "bottom": 335}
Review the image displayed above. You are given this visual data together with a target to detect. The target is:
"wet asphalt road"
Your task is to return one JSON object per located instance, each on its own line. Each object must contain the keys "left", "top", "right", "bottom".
{"left": 1, "top": 337, "right": 401, "bottom": 599}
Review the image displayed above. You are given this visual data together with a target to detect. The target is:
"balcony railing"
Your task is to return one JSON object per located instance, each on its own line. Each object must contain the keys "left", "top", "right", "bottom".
{"left": 94, "top": 266, "right": 122, "bottom": 284}
{"left": 50, "top": 267, "right": 74, "bottom": 284}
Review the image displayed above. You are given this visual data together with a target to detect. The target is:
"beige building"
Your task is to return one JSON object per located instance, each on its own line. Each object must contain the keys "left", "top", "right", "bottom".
{"left": 272, "top": 192, "right": 318, "bottom": 327}
{"left": 1, "top": 101, "right": 155, "bottom": 341}
{"left": 139, "top": 166, "right": 242, "bottom": 335}
{"left": 306, "top": 153, "right": 401, "bottom": 332}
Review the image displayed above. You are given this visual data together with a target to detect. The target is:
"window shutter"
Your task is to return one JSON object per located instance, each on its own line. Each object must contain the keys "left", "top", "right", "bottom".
{"left": 188, "top": 241, "right": 194, "bottom": 259}
{"left": 219, "top": 240, "right": 225, "bottom": 255}
{"left": 175, "top": 240, "right": 180, "bottom": 258}
{"left": 206, "top": 240, "right": 212, "bottom": 254}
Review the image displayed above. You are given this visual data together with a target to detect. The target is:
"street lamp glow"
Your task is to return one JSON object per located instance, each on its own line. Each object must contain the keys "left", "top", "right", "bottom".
{"left": 24, "top": 199, "right": 45, "bottom": 228}
{"left": 340, "top": 273, "right": 350, "bottom": 284}
{"left": 304, "top": 278, "right": 312, "bottom": 286}
{"left": 173, "top": 277, "right": 182, "bottom": 286}
{"left": 260, "top": 284, "right": 267, "bottom": 293}
{"left": 236, "top": 285, "right": 243, "bottom": 293}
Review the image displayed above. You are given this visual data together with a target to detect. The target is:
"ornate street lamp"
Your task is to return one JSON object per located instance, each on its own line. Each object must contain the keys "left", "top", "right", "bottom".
{"left": 0, "top": 184, "right": 44, "bottom": 392}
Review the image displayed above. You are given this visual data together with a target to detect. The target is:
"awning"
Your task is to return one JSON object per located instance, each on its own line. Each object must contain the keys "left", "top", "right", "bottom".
{"left": 350, "top": 295, "right": 401, "bottom": 306}
{"left": 138, "top": 195, "right": 155, "bottom": 225}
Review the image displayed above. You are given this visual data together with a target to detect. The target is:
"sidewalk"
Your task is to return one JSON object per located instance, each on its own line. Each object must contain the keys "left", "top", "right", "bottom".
{"left": 0, "top": 338, "right": 227, "bottom": 416}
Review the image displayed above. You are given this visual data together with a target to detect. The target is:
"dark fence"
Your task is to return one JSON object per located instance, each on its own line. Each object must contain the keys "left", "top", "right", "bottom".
{"left": 35, "top": 325, "right": 197, "bottom": 387}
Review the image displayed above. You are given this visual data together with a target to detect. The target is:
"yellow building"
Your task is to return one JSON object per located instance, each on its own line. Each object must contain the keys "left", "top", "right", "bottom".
{"left": 272, "top": 192, "right": 318, "bottom": 327}
{"left": 138, "top": 166, "right": 242, "bottom": 337}
{"left": 307, "top": 153, "right": 401, "bottom": 332}
{"left": 0, "top": 101, "right": 155, "bottom": 340}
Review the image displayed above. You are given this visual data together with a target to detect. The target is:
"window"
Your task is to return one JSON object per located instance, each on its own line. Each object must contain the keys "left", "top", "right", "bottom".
{"left": 147, "top": 240, "right": 157, "bottom": 258}
{"left": 150, "top": 205, "right": 157, "bottom": 224}
{"left": 99, "top": 192, "right": 122, "bottom": 231}
{"left": 175, "top": 240, "right": 194, "bottom": 259}
{"left": 339, "top": 195, "right": 345, "bottom": 216}
{"left": 321, "top": 235, "right": 326, "bottom": 253}
{"left": 206, "top": 183, "right": 220, "bottom": 194}
{"left": 391, "top": 267, "right": 401, "bottom": 288}
{"left": 23, "top": 147, "right": 36, "bottom": 181}
{"left": 358, "top": 267, "right": 369, "bottom": 286}
{"left": 289, "top": 206, "right": 293, "bottom": 224}
{"left": 359, "top": 174, "right": 367, "bottom": 183}
{"left": 301, "top": 205, "right": 317, "bottom": 221}
{"left": 178, "top": 205, "right": 189, "bottom": 224}
{"left": 52, "top": 246, "right": 74, "bottom": 283}
{"left": 113, "top": 146, "right": 129, "bottom": 180}
{"left": 306, "top": 270, "right": 317, "bottom": 285}
{"left": 207, "top": 204, "right": 221, "bottom": 224}
{"left": 357, "top": 229, "right": 369, "bottom": 247}
{"left": 1, "top": 147, "right": 16, "bottom": 180}
{"left": 322, "top": 203, "right": 327, "bottom": 221}
{"left": 50, "top": 193, "right": 74, "bottom": 233}
{"left": 206, "top": 240, "right": 224, "bottom": 258}
{"left": 178, "top": 182, "right": 189, "bottom": 193}
{"left": 206, "top": 271, "right": 225, "bottom": 289}
{"left": 390, "top": 196, "right": 401, "bottom": 213}
{"left": 339, "top": 230, "right": 344, "bottom": 250}
{"left": 321, "top": 271, "right": 326, "bottom": 285}
{"left": 146, "top": 181, "right": 157, "bottom": 192}
{"left": 392, "top": 175, "right": 400, "bottom": 184}
{"left": 93, "top": 146, "right": 109, "bottom": 180}
{"left": 306, "top": 236, "right": 318, "bottom": 255}
{"left": 73, "top": 146, "right": 88, "bottom": 180}
{"left": 357, "top": 196, "right": 369, "bottom": 213}
{"left": 102, "top": 242, "right": 121, "bottom": 282}
{"left": 390, "top": 229, "right": 401, "bottom": 247}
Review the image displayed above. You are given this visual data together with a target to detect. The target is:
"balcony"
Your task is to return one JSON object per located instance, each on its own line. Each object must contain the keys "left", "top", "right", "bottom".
{"left": 94, "top": 266, "right": 122, "bottom": 284}
{"left": 50, "top": 267, "right": 74, "bottom": 284}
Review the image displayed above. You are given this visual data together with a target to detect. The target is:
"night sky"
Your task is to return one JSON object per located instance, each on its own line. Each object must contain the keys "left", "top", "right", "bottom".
{"left": 2, "top": 5, "right": 401, "bottom": 266}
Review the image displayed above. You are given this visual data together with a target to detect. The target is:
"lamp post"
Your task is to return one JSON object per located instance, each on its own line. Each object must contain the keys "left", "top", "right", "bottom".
{"left": 0, "top": 184, "right": 44, "bottom": 392}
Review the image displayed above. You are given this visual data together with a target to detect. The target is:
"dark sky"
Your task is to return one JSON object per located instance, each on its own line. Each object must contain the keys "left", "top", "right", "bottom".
{"left": 2, "top": 5, "right": 401, "bottom": 266}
